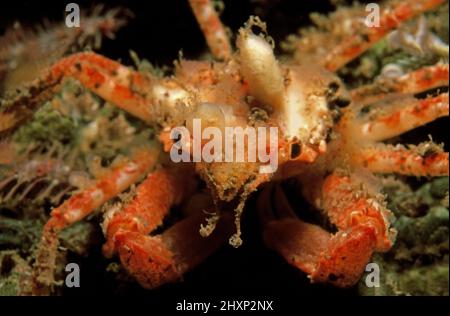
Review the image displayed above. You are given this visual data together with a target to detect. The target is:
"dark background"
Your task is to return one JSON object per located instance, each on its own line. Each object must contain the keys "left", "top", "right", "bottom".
{"left": 0, "top": 0, "right": 447, "bottom": 300}
{"left": 0, "top": 0, "right": 342, "bottom": 65}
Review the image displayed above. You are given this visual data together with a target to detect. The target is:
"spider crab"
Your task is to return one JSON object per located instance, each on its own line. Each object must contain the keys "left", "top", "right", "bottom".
{"left": 2, "top": 0, "right": 447, "bottom": 294}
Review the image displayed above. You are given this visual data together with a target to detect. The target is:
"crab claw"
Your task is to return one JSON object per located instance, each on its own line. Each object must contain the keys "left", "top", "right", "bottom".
{"left": 311, "top": 225, "right": 376, "bottom": 286}
{"left": 114, "top": 231, "right": 180, "bottom": 288}
{"left": 114, "top": 212, "right": 233, "bottom": 289}
{"left": 101, "top": 166, "right": 233, "bottom": 289}
{"left": 258, "top": 178, "right": 393, "bottom": 287}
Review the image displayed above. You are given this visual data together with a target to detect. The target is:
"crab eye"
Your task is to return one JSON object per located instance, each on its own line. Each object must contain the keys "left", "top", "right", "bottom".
{"left": 326, "top": 81, "right": 351, "bottom": 109}
{"left": 290, "top": 142, "right": 302, "bottom": 159}
{"left": 330, "top": 97, "right": 351, "bottom": 108}
{"left": 327, "top": 82, "right": 340, "bottom": 95}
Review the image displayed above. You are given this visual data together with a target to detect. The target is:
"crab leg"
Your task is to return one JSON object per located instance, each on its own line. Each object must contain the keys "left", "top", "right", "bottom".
{"left": 103, "top": 167, "right": 232, "bottom": 289}
{"left": 189, "top": 0, "right": 232, "bottom": 60}
{"left": 324, "top": 0, "right": 446, "bottom": 72}
{"left": 262, "top": 216, "right": 378, "bottom": 288}
{"left": 0, "top": 52, "right": 152, "bottom": 139}
{"left": 353, "top": 93, "right": 449, "bottom": 141}
{"left": 48, "top": 52, "right": 154, "bottom": 122}
{"left": 102, "top": 167, "right": 192, "bottom": 257}
{"left": 32, "top": 145, "right": 159, "bottom": 294}
{"left": 355, "top": 143, "right": 449, "bottom": 177}
{"left": 317, "top": 172, "right": 397, "bottom": 252}
{"left": 260, "top": 211, "right": 334, "bottom": 283}
{"left": 350, "top": 64, "right": 449, "bottom": 104}
{"left": 261, "top": 172, "right": 396, "bottom": 287}
{"left": 0, "top": 51, "right": 191, "bottom": 139}
{"left": 0, "top": 75, "right": 63, "bottom": 139}
{"left": 115, "top": 212, "right": 232, "bottom": 289}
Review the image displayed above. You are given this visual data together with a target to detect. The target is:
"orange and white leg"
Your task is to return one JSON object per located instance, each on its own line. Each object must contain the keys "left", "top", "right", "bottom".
{"left": 102, "top": 167, "right": 232, "bottom": 289}
{"left": 324, "top": 0, "right": 446, "bottom": 71}
{"left": 47, "top": 51, "right": 154, "bottom": 122}
{"left": 355, "top": 143, "right": 449, "bottom": 177}
{"left": 32, "top": 146, "right": 160, "bottom": 294}
{"left": 317, "top": 171, "right": 397, "bottom": 252}
{"left": 102, "top": 167, "right": 191, "bottom": 257}
{"left": 258, "top": 185, "right": 336, "bottom": 283}
{"left": 350, "top": 64, "right": 449, "bottom": 104}
{"left": 189, "top": 0, "right": 232, "bottom": 60}
{"left": 114, "top": 212, "right": 232, "bottom": 289}
{"left": 1, "top": 51, "right": 190, "bottom": 138}
{"left": 353, "top": 93, "right": 448, "bottom": 142}
{"left": 260, "top": 172, "right": 396, "bottom": 287}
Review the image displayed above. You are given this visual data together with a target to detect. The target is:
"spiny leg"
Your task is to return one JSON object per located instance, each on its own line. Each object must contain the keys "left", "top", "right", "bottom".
{"left": 32, "top": 145, "right": 159, "bottom": 294}
{"left": 355, "top": 143, "right": 449, "bottom": 177}
{"left": 350, "top": 63, "right": 449, "bottom": 105}
{"left": 103, "top": 167, "right": 233, "bottom": 289}
{"left": 324, "top": 0, "right": 446, "bottom": 72}
{"left": 348, "top": 93, "right": 448, "bottom": 142}
{"left": 189, "top": 0, "right": 232, "bottom": 60}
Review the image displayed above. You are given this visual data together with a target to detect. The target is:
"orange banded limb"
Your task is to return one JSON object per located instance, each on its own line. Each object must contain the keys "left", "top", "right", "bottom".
{"left": 324, "top": 0, "right": 446, "bottom": 71}
{"left": 102, "top": 167, "right": 193, "bottom": 257}
{"left": 102, "top": 167, "right": 232, "bottom": 289}
{"left": 258, "top": 183, "right": 384, "bottom": 287}
{"left": 357, "top": 93, "right": 449, "bottom": 141}
{"left": 48, "top": 52, "right": 154, "bottom": 122}
{"left": 32, "top": 146, "right": 159, "bottom": 294}
{"left": 263, "top": 219, "right": 377, "bottom": 287}
{"left": 189, "top": 0, "right": 232, "bottom": 60}
{"left": 355, "top": 143, "right": 449, "bottom": 177}
{"left": 115, "top": 212, "right": 233, "bottom": 289}
{"left": 351, "top": 64, "right": 449, "bottom": 104}
{"left": 318, "top": 172, "right": 397, "bottom": 252}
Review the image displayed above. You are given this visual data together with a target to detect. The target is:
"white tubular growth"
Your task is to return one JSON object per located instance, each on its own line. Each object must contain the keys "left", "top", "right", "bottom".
{"left": 237, "top": 26, "right": 285, "bottom": 113}
{"left": 237, "top": 19, "right": 330, "bottom": 145}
